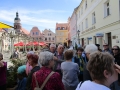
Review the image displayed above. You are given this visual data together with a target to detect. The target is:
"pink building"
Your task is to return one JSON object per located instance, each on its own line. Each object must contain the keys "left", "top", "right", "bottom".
{"left": 70, "top": 7, "right": 78, "bottom": 47}
{"left": 30, "top": 27, "right": 43, "bottom": 42}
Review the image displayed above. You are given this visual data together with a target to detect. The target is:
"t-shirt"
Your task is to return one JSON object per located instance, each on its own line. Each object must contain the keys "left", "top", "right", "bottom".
{"left": 76, "top": 80, "right": 110, "bottom": 90}
{"left": 61, "top": 61, "right": 79, "bottom": 88}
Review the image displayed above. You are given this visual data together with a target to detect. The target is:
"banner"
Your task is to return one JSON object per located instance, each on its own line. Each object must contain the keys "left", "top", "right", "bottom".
{"left": 0, "top": 22, "right": 13, "bottom": 28}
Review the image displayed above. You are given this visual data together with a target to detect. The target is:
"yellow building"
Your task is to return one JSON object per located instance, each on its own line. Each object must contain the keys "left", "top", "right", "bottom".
{"left": 75, "top": 0, "right": 120, "bottom": 49}
{"left": 55, "top": 23, "right": 68, "bottom": 46}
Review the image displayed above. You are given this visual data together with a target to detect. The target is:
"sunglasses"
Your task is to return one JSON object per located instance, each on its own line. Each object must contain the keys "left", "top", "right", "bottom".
{"left": 112, "top": 49, "right": 118, "bottom": 50}
{"left": 60, "top": 48, "right": 64, "bottom": 49}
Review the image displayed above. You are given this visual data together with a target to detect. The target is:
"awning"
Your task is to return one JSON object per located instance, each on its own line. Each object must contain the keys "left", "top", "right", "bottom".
{"left": 0, "top": 22, "right": 14, "bottom": 28}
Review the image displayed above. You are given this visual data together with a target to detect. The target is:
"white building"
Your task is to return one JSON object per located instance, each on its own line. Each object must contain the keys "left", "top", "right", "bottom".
{"left": 76, "top": 0, "right": 120, "bottom": 49}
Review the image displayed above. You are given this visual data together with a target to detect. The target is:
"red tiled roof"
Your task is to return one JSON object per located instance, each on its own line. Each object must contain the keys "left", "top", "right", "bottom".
{"left": 21, "top": 28, "right": 30, "bottom": 35}
{"left": 0, "top": 28, "right": 2, "bottom": 31}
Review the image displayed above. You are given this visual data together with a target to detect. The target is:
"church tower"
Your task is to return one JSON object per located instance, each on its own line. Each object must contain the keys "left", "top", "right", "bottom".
{"left": 14, "top": 12, "right": 21, "bottom": 33}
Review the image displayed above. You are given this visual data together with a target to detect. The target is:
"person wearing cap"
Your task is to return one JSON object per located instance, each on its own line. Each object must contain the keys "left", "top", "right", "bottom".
{"left": 103, "top": 43, "right": 112, "bottom": 54}
{"left": 16, "top": 65, "right": 27, "bottom": 90}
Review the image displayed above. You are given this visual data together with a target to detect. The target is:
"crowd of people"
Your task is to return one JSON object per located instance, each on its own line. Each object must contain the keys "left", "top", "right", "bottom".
{"left": 0, "top": 43, "right": 120, "bottom": 90}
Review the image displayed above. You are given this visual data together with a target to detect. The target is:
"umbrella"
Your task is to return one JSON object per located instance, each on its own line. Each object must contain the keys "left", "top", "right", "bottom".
{"left": 14, "top": 42, "right": 24, "bottom": 46}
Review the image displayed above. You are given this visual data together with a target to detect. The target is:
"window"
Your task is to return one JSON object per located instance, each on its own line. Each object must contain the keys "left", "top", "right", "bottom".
{"left": 45, "top": 38, "right": 47, "bottom": 41}
{"left": 81, "top": 7, "right": 83, "bottom": 15}
{"left": 85, "top": 0, "right": 87, "bottom": 9}
{"left": 92, "top": 12, "right": 96, "bottom": 24}
{"left": 49, "top": 37, "right": 51, "bottom": 41}
{"left": 79, "top": 11, "right": 80, "bottom": 18}
{"left": 82, "top": 22, "right": 83, "bottom": 31}
{"left": 86, "top": 18, "right": 88, "bottom": 28}
{"left": 50, "top": 33, "right": 51, "bottom": 36}
{"left": 36, "top": 32, "right": 38, "bottom": 35}
{"left": 104, "top": 1, "right": 110, "bottom": 17}
{"left": 57, "top": 27, "right": 60, "bottom": 30}
{"left": 79, "top": 25, "right": 80, "bottom": 31}
{"left": 61, "top": 27, "right": 65, "bottom": 30}
{"left": 52, "top": 37, "right": 54, "bottom": 40}
{"left": 33, "top": 32, "right": 34, "bottom": 35}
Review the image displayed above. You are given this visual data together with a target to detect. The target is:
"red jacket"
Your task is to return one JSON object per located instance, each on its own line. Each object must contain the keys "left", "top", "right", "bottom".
{"left": 32, "top": 67, "right": 65, "bottom": 90}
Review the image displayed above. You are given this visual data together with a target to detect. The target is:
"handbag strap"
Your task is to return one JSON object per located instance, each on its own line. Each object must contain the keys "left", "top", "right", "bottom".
{"left": 34, "top": 71, "right": 55, "bottom": 90}
{"left": 40, "top": 71, "right": 54, "bottom": 90}
{"left": 34, "top": 72, "right": 39, "bottom": 88}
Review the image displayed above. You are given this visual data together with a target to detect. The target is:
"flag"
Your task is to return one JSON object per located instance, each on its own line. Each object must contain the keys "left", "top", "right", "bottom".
{"left": 0, "top": 22, "right": 13, "bottom": 28}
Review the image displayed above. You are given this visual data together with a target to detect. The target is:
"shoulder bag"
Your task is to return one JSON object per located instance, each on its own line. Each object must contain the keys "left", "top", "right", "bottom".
{"left": 34, "top": 71, "right": 55, "bottom": 90}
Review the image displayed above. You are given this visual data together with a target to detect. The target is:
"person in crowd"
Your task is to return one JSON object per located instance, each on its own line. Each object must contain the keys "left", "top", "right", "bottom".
{"left": 11, "top": 48, "right": 19, "bottom": 59}
{"left": 112, "top": 45, "right": 120, "bottom": 65}
{"left": 115, "top": 64, "right": 120, "bottom": 74}
{"left": 16, "top": 65, "right": 27, "bottom": 90}
{"left": 95, "top": 44, "right": 102, "bottom": 52}
{"left": 49, "top": 44, "right": 57, "bottom": 56}
{"left": 83, "top": 44, "right": 98, "bottom": 81}
{"left": 32, "top": 51, "right": 65, "bottom": 90}
{"left": 103, "top": 43, "right": 112, "bottom": 54}
{"left": 0, "top": 53, "right": 7, "bottom": 90}
{"left": 76, "top": 51, "right": 118, "bottom": 90}
{"left": 26, "top": 54, "right": 40, "bottom": 90}
{"left": 53, "top": 44, "right": 64, "bottom": 77}
{"left": 61, "top": 50, "right": 79, "bottom": 90}
{"left": 26, "top": 51, "right": 34, "bottom": 76}
{"left": 112, "top": 45, "right": 120, "bottom": 87}
{"left": 73, "top": 47, "right": 87, "bottom": 81}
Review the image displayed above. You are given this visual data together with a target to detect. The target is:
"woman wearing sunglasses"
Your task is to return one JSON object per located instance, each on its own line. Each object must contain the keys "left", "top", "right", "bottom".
{"left": 112, "top": 45, "right": 120, "bottom": 86}
{"left": 112, "top": 45, "right": 120, "bottom": 65}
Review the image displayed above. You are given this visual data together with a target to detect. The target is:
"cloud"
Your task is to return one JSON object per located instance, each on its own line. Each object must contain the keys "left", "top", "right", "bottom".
{"left": 0, "top": 9, "right": 67, "bottom": 32}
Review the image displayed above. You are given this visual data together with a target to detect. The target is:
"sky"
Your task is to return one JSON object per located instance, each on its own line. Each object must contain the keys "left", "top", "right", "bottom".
{"left": 0, "top": 0, "right": 81, "bottom": 33}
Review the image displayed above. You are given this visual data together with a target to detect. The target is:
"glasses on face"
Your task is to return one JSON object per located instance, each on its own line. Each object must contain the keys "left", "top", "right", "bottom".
{"left": 60, "top": 47, "right": 64, "bottom": 49}
{"left": 112, "top": 49, "right": 118, "bottom": 50}
{"left": 103, "top": 45, "right": 108, "bottom": 46}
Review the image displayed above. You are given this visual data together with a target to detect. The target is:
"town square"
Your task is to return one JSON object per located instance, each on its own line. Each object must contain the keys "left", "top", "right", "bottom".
{"left": 0, "top": 0, "right": 120, "bottom": 90}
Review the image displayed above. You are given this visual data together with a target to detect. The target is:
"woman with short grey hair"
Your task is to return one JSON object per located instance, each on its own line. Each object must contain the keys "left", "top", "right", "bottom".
{"left": 32, "top": 51, "right": 65, "bottom": 90}
{"left": 39, "top": 51, "right": 54, "bottom": 67}
{"left": 83, "top": 44, "right": 98, "bottom": 81}
{"left": 85, "top": 44, "right": 98, "bottom": 59}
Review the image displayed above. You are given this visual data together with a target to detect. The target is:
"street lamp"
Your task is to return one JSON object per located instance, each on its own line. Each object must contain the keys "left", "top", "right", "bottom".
{"left": 77, "top": 30, "right": 80, "bottom": 45}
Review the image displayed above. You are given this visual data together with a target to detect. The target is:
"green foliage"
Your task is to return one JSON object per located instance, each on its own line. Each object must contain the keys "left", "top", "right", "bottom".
{"left": 7, "top": 59, "right": 26, "bottom": 88}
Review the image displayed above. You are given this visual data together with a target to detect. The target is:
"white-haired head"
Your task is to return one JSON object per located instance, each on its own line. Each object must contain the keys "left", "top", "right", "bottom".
{"left": 50, "top": 44, "right": 56, "bottom": 48}
{"left": 38, "top": 51, "right": 54, "bottom": 66}
{"left": 85, "top": 44, "right": 98, "bottom": 54}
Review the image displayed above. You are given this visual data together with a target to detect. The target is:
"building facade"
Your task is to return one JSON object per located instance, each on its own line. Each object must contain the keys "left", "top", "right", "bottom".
{"left": 30, "top": 27, "right": 43, "bottom": 42}
{"left": 69, "top": 7, "right": 78, "bottom": 47}
{"left": 76, "top": 0, "right": 120, "bottom": 49}
{"left": 55, "top": 23, "right": 68, "bottom": 46}
{"left": 42, "top": 29, "right": 55, "bottom": 45}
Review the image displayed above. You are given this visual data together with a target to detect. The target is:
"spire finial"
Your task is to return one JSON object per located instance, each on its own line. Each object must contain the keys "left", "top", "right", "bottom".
{"left": 16, "top": 12, "right": 18, "bottom": 17}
